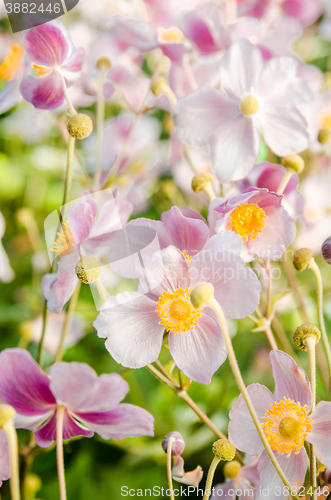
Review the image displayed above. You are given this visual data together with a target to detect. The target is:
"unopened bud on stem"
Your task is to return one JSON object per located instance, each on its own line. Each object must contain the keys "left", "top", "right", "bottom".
{"left": 293, "top": 324, "right": 321, "bottom": 351}
{"left": 293, "top": 248, "right": 313, "bottom": 272}
{"left": 67, "top": 113, "right": 93, "bottom": 140}
{"left": 212, "top": 439, "right": 236, "bottom": 461}
{"left": 281, "top": 155, "right": 304, "bottom": 174}
{"left": 190, "top": 283, "right": 214, "bottom": 310}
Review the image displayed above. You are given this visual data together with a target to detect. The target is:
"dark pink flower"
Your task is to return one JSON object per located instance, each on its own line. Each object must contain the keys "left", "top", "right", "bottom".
{"left": 0, "top": 349, "right": 154, "bottom": 448}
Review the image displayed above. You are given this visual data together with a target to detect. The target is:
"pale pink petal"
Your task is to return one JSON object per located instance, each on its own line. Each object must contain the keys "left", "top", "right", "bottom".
{"left": 0, "top": 80, "right": 22, "bottom": 115}
{"left": 169, "top": 312, "right": 227, "bottom": 384}
{"left": 211, "top": 481, "right": 236, "bottom": 500}
{"left": 210, "top": 115, "right": 260, "bottom": 183}
{"left": 0, "top": 430, "right": 10, "bottom": 485}
{"left": 256, "top": 448, "right": 307, "bottom": 500}
{"left": 0, "top": 349, "right": 56, "bottom": 416}
{"left": 74, "top": 403, "right": 154, "bottom": 440}
{"left": 282, "top": 0, "right": 322, "bottom": 25}
{"left": 53, "top": 251, "right": 80, "bottom": 313}
{"left": 23, "top": 22, "right": 70, "bottom": 67}
{"left": 228, "top": 384, "right": 274, "bottom": 455}
{"left": 49, "top": 363, "right": 129, "bottom": 412}
{"left": 34, "top": 409, "right": 93, "bottom": 448}
{"left": 67, "top": 196, "right": 98, "bottom": 244}
{"left": 41, "top": 274, "right": 62, "bottom": 314}
{"left": 175, "top": 87, "right": 238, "bottom": 148}
{"left": 270, "top": 351, "right": 312, "bottom": 408}
{"left": 20, "top": 72, "right": 65, "bottom": 110}
{"left": 220, "top": 39, "right": 264, "bottom": 101}
{"left": 161, "top": 206, "right": 210, "bottom": 254}
{"left": 112, "top": 17, "right": 158, "bottom": 52}
{"left": 61, "top": 47, "right": 85, "bottom": 84}
{"left": 307, "top": 401, "right": 331, "bottom": 469}
{"left": 93, "top": 292, "right": 164, "bottom": 368}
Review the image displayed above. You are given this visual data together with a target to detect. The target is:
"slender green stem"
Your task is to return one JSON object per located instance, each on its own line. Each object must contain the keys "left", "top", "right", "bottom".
{"left": 61, "top": 136, "right": 76, "bottom": 222}
{"left": 37, "top": 300, "right": 48, "bottom": 366}
{"left": 55, "top": 281, "right": 81, "bottom": 363}
{"left": 203, "top": 456, "right": 220, "bottom": 500}
{"left": 166, "top": 437, "right": 175, "bottom": 500}
{"left": 264, "top": 323, "right": 278, "bottom": 351}
{"left": 95, "top": 277, "right": 109, "bottom": 303}
{"left": 265, "top": 260, "right": 272, "bottom": 319}
{"left": 4, "top": 420, "right": 20, "bottom": 500}
{"left": 56, "top": 406, "right": 67, "bottom": 500}
{"left": 281, "top": 252, "right": 309, "bottom": 324}
{"left": 94, "top": 67, "right": 107, "bottom": 187}
{"left": 277, "top": 169, "right": 293, "bottom": 195}
{"left": 206, "top": 296, "right": 300, "bottom": 500}
{"left": 146, "top": 364, "right": 179, "bottom": 390}
{"left": 309, "top": 259, "right": 331, "bottom": 391}
{"left": 305, "top": 336, "right": 317, "bottom": 500}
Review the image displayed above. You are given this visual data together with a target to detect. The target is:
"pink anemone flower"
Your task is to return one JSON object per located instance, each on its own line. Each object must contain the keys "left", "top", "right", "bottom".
{"left": 0, "top": 349, "right": 154, "bottom": 448}
{"left": 228, "top": 350, "right": 331, "bottom": 500}
{"left": 211, "top": 456, "right": 260, "bottom": 500}
{"left": 20, "top": 20, "right": 84, "bottom": 110}
{"left": 210, "top": 188, "right": 296, "bottom": 262}
{"left": 94, "top": 232, "right": 261, "bottom": 385}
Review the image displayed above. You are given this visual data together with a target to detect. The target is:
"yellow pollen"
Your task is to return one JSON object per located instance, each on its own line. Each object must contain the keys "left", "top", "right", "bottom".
{"left": 321, "top": 114, "right": 331, "bottom": 130}
{"left": 32, "top": 64, "right": 50, "bottom": 76}
{"left": 158, "top": 27, "right": 185, "bottom": 43}
{"left": 229, "top": 203, "right": 267, "bottom": 242}
{"left": 0, "top": 44, "right": 24, "bottom": 81}
{"left": 262, "top": 398, "right": 313, "bottom": 457}
{"left": 50, "top": 221, "right": 75, "bottom": 257}
{"left": 156, "top": 287, "right": 203, "bottom": 334}
{"left": 183, "top": 250, "right": 192, "bottom": 265}
{"left": 240, "top": 94, "right": 260, "bottom": 116}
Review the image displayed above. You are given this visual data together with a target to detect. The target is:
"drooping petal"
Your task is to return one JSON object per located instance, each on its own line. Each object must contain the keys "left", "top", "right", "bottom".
{"left": 51, "top": 251, "right": 80, "bottom": 314}
{"left": 256, "top": 448, "right": 307, "bottom": 500}
{"left": 175, "top": 87, "right": 238, "bottom": 148}
{"left": 49, "top": 362, "right": 129, "bottom": 412}
{"left": 220, "top": 39, "right": 264, "bottom": 101}
{"left": 168, "top": 312, "right": 227, "bottom": 385}
{"left": 161, "top": 206, "right": 210, "bottom": 255}
{"left": 228, "top": 384, "right": 274, "bottom": 455}
{"left": 0, "top": 80, "right": 22, "bottom": 115}
{"left": 34, "top": 409, "right": 93, "bottom": 448}
{"left": 23, "top": 21, "right": 71, "bottom": 67}
{"left": 307, "top": 401, "right": 331, "bottom": 469}
{"left": 20, "top": 72, "right": 65, "bottom": 110}
{"left": 0, "top": 430, "right": 10, "bottom": 486}
{"left": 0, "top": 349, "right": 56, "bottom": 416}
{"left": 74, "top": 403, "right": 154, "bottom": 440}
{"left": 270, "top": 351, "right": 312, "bottom": 408}
{"left": 210, "top": 114, "right": 260, "bottom": 183}
{"left": 60, "top": 48, "right": 85, "bottom": 84}
{"left": 93, "top": 292, "right": 164, "bottom": 368}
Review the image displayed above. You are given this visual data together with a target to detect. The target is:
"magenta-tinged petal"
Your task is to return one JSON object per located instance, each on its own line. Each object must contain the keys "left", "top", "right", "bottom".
{"left": 93, "top": 292, "right": 164, "bottom": 368}
{"left": 0, "top": 349, "right": 56, "bottom": 416}
{"left": 23, "top": 21, "right": 70, "bottom": 67}
{"left": 220, "top": 39, "right": 264, "bottom": 101}
{"left": 282, "top": 0, "right": 322, "bottom": 25}
{"left": 74, "top": 403, "right": 154, "bottom": 440}
{"left": 34, "top": 409, "right": 93, "bottom": 448}
{"left": 228, "top": 384, "right": 274, "bottom": 455}
{"left": 270, "top": 351, "right": 312, "bottom": 408}
{"left": 210, "top": 114, "right": 260, "bottom": 183}
{"left": 307, "top": 401, "right": 331, "bottom": 469}
{"left": 20, "top": 72, "right": 65, "bottom": 110}
{"left": 49, "top": 362, "right": 129, "bottom": 412}
{"left": 0, "top": 430, "right": 10, "bottom": 485}
{"left": 180, "top": 12, "right": 218, "bottom": 54}
{"left": 161, "top": 206, "right": 210, "bottom": 255}
{"left": 169, "top": 312, "right": 227, "bottom": 385}
{"left": 256, "top": 448, "right": 307, "bottom": 500}
{"left": 175, "top": 87, "right": 238, "bottom": 148}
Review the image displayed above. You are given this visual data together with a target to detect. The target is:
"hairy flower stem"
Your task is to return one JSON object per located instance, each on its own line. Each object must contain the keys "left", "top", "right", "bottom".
{"left": 277, "top": 170, "right": 293, "bottom": 195}
{"left": 56, "top": 406, "right": 67, "bottom": 500}
{"left": 55, "top": 281, "right": 81, "bottom": 363}
{"left": 4, "top": 420, "right": 20, "bottom": 500}
{"left": 305, "top": 336, "right": 317, "bottom": 500}
{"left": 95, "top": 277, "right": 109, "bottom": 303}
{"left": 61, "top": 136, "right": 76, "bottom": 223}
{"left": 94, "top": 66, "right": 107, "bottom": 187}
{"left": 37, "top": 300, "right": 48, "bottom": 365}
{"left": 309, "top": 259, "right": 331, "bottom": 391}
{"left": 166, "top": 437, "right": 175, "bottom": 500}
{"left": 206, "top": 296, "right": 300, "bottom": 500}
{"left": 202, "top": 456, "right": 220, "bottom": 500}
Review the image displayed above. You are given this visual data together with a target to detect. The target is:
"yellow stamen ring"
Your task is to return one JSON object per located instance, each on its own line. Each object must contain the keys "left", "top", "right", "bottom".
{"left": 229, "top": 203, "right": 267, "bottom": 242}
{"left": 156, "top": 287, "right": 203, "bottom": 334}
{"left": 262, "top": 398, "right": 313, "bottom": 457}
{"left": 50, "top": 221, "right": 75, "bottom": 257}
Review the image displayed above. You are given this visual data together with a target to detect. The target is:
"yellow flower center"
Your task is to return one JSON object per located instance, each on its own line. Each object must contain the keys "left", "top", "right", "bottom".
{"left": 240, "top": 94, "right": 260, "bottom": 116}
{"left": 156, "top": 287, "right": 203, "bottom": 334}
{"left": 50, "top": 221, "right": 75, "bottom": 257}
{"left": 229, "top": 203, "right": 267, "bottom": 242}
{"left": 321, "top": 114, "right": 331, "bottom": 130}
{"left": 158, "top": 27, "right": 185, "bottom": 43}
{"left": 262, "top": 398, "right": 313, "bottom": 457}
{"left": 32, "top": 64, "right": 50, "bottom": 76}
{"left": 223, "top": 461, "right": 242, "bottom": 480}
{"left": 182, "top": 250, "right": 192, "bottom": 265}
{"left": 0, "top": 44, "right": 24, "bottom": 81}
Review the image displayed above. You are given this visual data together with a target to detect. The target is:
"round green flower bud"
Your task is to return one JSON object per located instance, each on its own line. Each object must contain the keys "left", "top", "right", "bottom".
{"left": 322, "top": 236, "right": 331, "bottom": 265}
{"left": 318, "top": 129, "right": 331, "bottom": 144}
{"left": 67, "top": 113, "right": 93, "bottom": 140}
{"left": 223, "top": 460, "right": 242, "bottom": 479}
{"left": 191, "top": 172, "right": 214, "bottom": 193}
{"left": 212, "top": 439, "right": 236, "bottom": 461}
{"left": 281, "top": 155, "right": 304, "bottom": 174}
{"left": 0, "top": 405, "right": 16, "bottom": 428}
{"left": 293, "top": 248, "right": 313, "bottom": 272}
{"left": 190, "top": 283, "right": 214, "bottom": 310}
{"left": 24, "top": 473, "right": 42, "bottom": 498}
{"left": 240, "top": 94, "right": 260, "bottom": 116}
{"left": 293, "top": 324, "right": 321, "bottom": 351}
{"left": 75, "top": 256, "right": 101, "bottom": 284}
